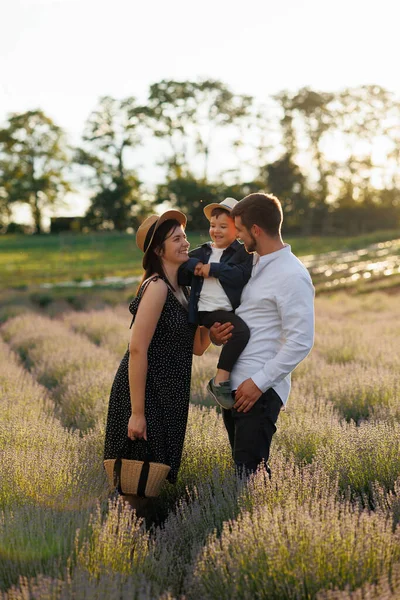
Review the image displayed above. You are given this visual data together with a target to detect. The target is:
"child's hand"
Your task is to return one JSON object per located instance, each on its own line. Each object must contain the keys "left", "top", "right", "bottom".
{"left": 200, "top": 264, "right": 211, "bottom": 278}
{"left": 194, "top": 262, "right": 204, "bottom": 276}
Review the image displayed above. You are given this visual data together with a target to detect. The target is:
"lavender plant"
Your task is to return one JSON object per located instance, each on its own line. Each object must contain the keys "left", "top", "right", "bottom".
{"left": 1, "top": 314, "right": 118, "bottom": 430}
{"left": 189, "top": 495, "right": 400, "bottom": 599}
{"left": 0, "top": 294, "right": 400, "bottom": 598}
{"left": 62, "top": 309, "right": 130, "bottom": 357}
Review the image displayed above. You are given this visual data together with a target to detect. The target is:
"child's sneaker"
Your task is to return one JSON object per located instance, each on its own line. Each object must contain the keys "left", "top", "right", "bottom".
{"left": 206, "top": 378, "right": 235, "bottom": 409}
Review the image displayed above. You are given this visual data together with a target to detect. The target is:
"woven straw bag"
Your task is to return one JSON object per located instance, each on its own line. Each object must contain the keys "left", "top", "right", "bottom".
{"left": 104, "top": 440, "right": 170, "bottom": 498}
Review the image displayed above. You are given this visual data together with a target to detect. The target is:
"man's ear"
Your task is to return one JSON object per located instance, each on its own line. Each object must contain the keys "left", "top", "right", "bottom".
{"left": 251, "top": 224, "right": 262, "bottom": 237}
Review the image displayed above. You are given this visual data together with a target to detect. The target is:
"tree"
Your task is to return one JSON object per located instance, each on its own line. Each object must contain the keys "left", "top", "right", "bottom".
{"left": 273, "top": 90, "right": 298, "bottom": 157}
{"left": 273, "top": 88, "right": 336, "bottom": 233}
{"left": 0, "top": 185, "right": 10, "bottom": 231}
{"left": 262, "top": 154, "right": 310, "bottom": 233}
{"left": 291, "top": 88, "right": 336, "bottom": 232}
{"left": 155, "top": 176, "right": 219, "bottom": 230}
{"left": 223, "top": 100, "right": 277, "bottom": 187}
{"left": 193, "top": 79, "right": 253, "bottom": 181}
{"left": 143, "top": 79, "right": 252, "bottom": 181}
{"left": 0, "top": 110, "right": 71, "bottom": 233}
{"left": 76, "top": 96, "right": 150, "bottom": 230}
{"left": 332, "top": 86, "right": 396, "bottom": 200}
{"left": 155, "top": 176, "right": 262, "bottom": 231}
{"left": 387, "top": 97, "right": 400, "bottom": 190}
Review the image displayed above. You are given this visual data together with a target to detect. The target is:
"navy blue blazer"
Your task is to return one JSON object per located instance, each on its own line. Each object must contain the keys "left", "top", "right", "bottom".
{"left": 178, "top": 239, "right": 253, "bottom": 325}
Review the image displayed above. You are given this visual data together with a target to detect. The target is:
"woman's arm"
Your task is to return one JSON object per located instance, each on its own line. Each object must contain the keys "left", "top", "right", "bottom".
{"left": 193, "top": 325, "right": 211, "bottom": 356}
{"left": 127, "top": 279, "right": 168, "bottom": 440}
{"left": 193, "top": 322, "right": 234, "bottom": 355}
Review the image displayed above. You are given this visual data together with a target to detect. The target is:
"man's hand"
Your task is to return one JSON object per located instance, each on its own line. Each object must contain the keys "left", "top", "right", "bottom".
{"left": 194, "top": 262, "right": 204, "bottom": 277}
{"left": 199, "top": 264, "right": 211, "bottom": 278}
{"left": 234, "top": 378, "right": 262, "bottom": 413}
{"left": 209, "top": 321, "right": 233, "bottom": 346}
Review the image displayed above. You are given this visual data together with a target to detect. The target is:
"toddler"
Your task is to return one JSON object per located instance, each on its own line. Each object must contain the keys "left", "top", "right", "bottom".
{"left": 178, "top": 197, "right": 253, "bottom": 409}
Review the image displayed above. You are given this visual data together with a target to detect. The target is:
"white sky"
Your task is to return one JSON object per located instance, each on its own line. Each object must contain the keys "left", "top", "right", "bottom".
{"left": 1, "top": 0, "right": 399, "bottom": 222}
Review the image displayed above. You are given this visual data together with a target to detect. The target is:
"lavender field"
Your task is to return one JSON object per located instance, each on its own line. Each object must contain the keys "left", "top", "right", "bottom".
{"left": 1, "top": 293, "right": 400, "bottom": 599}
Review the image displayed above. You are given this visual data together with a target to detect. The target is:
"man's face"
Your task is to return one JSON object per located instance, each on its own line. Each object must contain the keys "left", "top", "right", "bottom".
{"left": 234, "top": 216, "right": 257, "bottom": 253}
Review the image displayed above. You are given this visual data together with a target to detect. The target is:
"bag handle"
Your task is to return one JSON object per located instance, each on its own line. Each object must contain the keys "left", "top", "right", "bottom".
{"left": 113, "top": 438, "right": 153, "bottom": 498}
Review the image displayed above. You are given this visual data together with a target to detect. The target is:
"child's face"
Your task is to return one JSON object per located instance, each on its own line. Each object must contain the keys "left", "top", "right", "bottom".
{"left": 209, "top": 212, "right": 237, "bottom": 249}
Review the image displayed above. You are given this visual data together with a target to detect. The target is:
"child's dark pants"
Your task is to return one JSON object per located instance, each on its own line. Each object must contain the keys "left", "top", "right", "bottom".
{"left": 197, "top": 309, "right": 250, "bottom": 372}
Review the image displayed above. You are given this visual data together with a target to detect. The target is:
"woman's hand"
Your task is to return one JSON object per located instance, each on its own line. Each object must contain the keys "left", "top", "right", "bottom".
{"left": 128, "top": 413, "right": 147, "bottom": 441}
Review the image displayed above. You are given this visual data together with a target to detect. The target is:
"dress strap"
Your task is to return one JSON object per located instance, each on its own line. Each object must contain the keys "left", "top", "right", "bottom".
{"left": 129, "top": 275, "right": 165, "bottom": 329}
{"left": 138, "top": 275, "right": 162, "bottom": 298}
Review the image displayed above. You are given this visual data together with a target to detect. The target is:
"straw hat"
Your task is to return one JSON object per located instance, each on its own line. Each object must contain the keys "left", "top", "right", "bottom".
{"left": 203, "top": 197, "right": 238, "bottom": 221}
{"left": 136, "top": 210, "right": 187, "bottom": 268}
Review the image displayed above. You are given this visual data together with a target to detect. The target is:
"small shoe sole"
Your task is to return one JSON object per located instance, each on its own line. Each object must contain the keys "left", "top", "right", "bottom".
{"left": 206, "top": 380, "right": 235, "bottom": 410}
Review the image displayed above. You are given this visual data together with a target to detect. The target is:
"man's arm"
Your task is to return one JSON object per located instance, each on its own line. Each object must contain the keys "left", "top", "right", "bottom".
{"left": 209, "top": 321, "right": 234, "bottom": 346}
{"left": 235, "top": 274, "right": 315, "bottom": 412}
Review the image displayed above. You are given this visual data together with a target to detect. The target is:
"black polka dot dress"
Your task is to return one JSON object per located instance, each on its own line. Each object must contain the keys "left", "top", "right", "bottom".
{"left": 104, "top": 276, "right": 197, "bottom": 484}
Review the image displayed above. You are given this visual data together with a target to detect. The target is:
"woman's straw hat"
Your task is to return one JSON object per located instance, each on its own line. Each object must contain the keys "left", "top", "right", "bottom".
{"left": 136, "top": 209, "right": 187, "bottom": 268}
{"left": 203, "top": 197, "right": 238, "bottom": 221}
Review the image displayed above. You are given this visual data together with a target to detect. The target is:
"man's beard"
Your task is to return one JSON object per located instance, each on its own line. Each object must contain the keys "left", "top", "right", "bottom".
{"left": 244, "top": 233, "right": 257, "bottom": 253}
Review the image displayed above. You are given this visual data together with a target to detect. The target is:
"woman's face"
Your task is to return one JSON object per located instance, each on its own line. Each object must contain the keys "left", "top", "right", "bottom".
{"left": 159, "top": 225, "right": 190, "bottom": 265}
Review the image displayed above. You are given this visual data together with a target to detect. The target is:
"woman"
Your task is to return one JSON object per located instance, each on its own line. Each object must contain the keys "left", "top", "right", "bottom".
{"left": 103, "top": 210, "right": 212, "bottom": 513}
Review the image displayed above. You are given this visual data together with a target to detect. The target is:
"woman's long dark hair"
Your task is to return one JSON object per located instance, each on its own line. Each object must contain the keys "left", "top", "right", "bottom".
{"left": 138, "top": 219, "right": 182, "bottom": 292}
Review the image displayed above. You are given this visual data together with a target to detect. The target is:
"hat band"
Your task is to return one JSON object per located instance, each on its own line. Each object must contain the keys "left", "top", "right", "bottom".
{"left": 143, "top": 222, "right": 157, "bottom": 252}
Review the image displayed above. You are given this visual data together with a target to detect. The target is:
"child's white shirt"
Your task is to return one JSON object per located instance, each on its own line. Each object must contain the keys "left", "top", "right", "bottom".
{"left": 197, "top": 246, "right": 232, "bottom": 312}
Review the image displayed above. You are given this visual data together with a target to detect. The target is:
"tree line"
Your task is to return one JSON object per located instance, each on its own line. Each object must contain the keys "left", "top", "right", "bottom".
{"left": 0, "top": 79, "right": 399, "bottom": 235}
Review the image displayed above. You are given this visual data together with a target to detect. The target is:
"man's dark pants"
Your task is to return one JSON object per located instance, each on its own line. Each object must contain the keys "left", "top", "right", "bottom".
{"left": 222, "top": 388, "right": 282, "bottom": 474}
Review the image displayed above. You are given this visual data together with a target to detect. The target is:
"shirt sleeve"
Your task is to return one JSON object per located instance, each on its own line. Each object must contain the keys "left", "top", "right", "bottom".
{"left": 177, "top": 251, "right": 203, "bottom": 286}
{"left": 251, "top": 274, "right": 315, "bottom": 393}
{"left": 208, "top": 248, "right": 253, "bottom": 286}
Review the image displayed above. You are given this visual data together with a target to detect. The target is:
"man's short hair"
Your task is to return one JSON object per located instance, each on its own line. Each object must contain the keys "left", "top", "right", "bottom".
{"left": 231, "top": 193, "right": 283, "bottom": 237}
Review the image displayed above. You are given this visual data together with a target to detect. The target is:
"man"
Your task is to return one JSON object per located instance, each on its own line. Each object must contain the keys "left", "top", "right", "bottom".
{"left": 211, "top": 192, "right": 315, "bottom": 475}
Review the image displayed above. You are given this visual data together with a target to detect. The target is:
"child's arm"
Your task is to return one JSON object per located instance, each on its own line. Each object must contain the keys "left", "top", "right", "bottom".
{"left": 202, "top": 246, "right": 253, "bottom": 286}
{"left": 177, "top": 247, "right": 204, "bottom": 286}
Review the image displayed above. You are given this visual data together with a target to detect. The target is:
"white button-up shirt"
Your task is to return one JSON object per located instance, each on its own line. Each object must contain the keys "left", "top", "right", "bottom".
{"left": 231, "top": 245, "right": 315, "bottom": 405}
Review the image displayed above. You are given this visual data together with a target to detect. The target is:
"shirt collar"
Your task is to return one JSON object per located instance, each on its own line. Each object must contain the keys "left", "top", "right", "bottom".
{"left": 253, "top": 244, "right": 291, "bottom": 273}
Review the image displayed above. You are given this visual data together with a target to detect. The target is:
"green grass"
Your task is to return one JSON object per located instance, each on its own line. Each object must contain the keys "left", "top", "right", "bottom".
{"left": 1, "top": 229, "right": 399, "bottom": 288}
{"left": 287, "top": 229, "right": 400, "bottom": 257}
{"left": 0, "top": 231, "right": 206, "bottom": 288}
